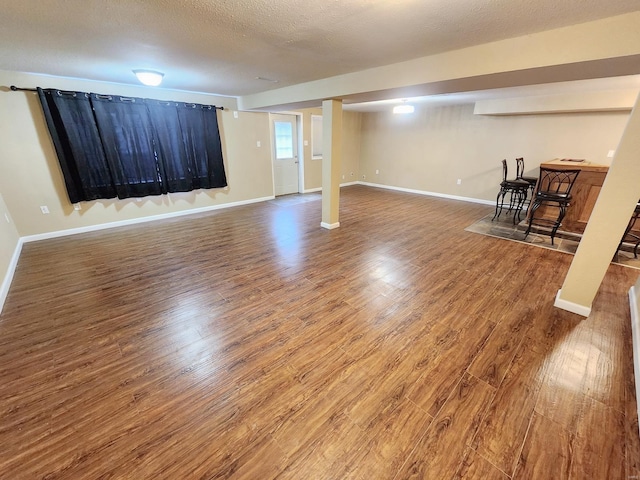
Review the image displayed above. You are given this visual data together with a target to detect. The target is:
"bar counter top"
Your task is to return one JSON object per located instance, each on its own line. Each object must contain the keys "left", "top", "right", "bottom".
{"left": 542, "top": 158, "right": 610, "bottom": 173}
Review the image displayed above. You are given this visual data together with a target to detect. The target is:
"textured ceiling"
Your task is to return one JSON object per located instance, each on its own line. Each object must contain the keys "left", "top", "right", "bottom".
{"left": 1, "top": 0, "right": 639, "bottom": 97}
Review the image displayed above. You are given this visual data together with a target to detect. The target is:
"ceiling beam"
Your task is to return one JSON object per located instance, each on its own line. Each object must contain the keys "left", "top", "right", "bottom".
{"left": 238, "top": 12, "right": 640, "bottom": 111}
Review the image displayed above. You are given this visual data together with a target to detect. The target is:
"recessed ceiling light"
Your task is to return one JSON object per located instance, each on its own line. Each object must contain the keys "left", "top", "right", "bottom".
{"left": 133, "top": 69, "right": 164, "bottom": 87}
{"left": 393, "top": 104, "right": 415, "bottom": 114}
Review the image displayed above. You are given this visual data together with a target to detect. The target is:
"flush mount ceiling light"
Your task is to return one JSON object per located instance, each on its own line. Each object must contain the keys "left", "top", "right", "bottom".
{"left": 393, "top": 103, "right": 415, "bottom": 114}
{"left": 133, "top": 69, "right": 164, "bottom": 87}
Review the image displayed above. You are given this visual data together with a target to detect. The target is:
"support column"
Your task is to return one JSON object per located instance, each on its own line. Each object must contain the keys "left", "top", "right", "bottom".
{"left": 555, "top": 92, "right": 640, "bottom": 317}
{"left": 321, "top": 99, "right": 343, "bottom": 229}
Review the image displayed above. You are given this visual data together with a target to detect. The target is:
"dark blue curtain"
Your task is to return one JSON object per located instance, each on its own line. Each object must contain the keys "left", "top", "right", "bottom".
{"left": 177, "top": 104, "right": 227, "bottom": 190}
{"left": 37, "top": 89, "right": 227, "bottom": 203}
{"left": 37, "top": 88, "right": 116, "bottom": 203}
{"left": 91, "top": 94, "right": 165, "bottom": 199}
{"left": 145, "top": 100, "right": 194, "bottom": 193}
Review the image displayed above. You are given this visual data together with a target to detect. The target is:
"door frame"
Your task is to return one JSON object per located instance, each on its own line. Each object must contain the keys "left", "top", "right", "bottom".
{"left": 269, "top": 112, "right": 304, "bottom": 195}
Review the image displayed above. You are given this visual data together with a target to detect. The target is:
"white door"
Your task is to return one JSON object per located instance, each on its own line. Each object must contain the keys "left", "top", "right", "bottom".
{"left": 272, "top": 114, "right": 299, "bottom": 196}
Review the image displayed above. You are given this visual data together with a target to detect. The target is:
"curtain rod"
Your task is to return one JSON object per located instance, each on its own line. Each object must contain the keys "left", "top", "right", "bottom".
{"left": 10, "top": 85, "right": 36, "bottom": 92}
{"left": 9, "top": 85, "right": 225, "bottom": 110}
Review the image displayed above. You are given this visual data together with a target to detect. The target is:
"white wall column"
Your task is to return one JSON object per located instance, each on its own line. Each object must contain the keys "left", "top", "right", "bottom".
{"left": 321, "top": 99, "right": 343, "bottom": 229}
{"left": 555, "top": 92, "right": 640, "bottom": 316}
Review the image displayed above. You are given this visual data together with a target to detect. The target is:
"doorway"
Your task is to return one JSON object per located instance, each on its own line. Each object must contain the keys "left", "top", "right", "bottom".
{"left": 272, "top": 114, "right": 299, "bottom": 196}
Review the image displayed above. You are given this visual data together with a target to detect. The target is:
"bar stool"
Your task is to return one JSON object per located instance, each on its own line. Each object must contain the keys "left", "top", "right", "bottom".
{"left": 617, "top": 201, "right": 640, "bottom": 258}
{"left": 524, "top": 167, "right": 581, "bottom": 245}
{"left": 516, "top": 157, "right": 537, "bottom": 197}
{"left": 493, "top": 159, "right": 530, "bottom": 224}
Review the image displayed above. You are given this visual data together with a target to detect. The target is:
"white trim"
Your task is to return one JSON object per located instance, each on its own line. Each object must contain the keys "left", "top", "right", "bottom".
{"left": 304, "top": 182, "right": 358, "bottom": 194}
{"left": 553, "top": 289, "right": 591, "bottom": 317}
{"left": 0, "top": 238, "right": 23, "bottom": 314}
{"left": 357, "top": 181, "right": 494, "bottom": 206}
{"left": 320, "top": 222, "right": 340, "bottom": 230}
{"left": 629, "top": 286, "right": 640, "bottom": 438}
{"left": 21, "top": 196, "right": 274, "bottom": 243}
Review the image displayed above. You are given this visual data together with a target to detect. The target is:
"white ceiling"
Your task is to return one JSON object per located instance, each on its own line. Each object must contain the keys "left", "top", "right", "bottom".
{"left": 1, "top": 0, "right": 639, "bottom": 98}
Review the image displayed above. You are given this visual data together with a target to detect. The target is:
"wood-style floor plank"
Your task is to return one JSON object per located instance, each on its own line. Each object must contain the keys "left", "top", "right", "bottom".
{"left": 512, "top": 412, "right": 573, "bottom": 480}
{"left": 471, "top": 337, "right": 550, "bottom": 476}
{"left": 453, "top": 448, "right": 509, "bottom": 480}
{"left": 0, "top": 185, "right": 637, "bottom": 478}
{"left": 393, "top": 372, "right": 496, "bottom": 479}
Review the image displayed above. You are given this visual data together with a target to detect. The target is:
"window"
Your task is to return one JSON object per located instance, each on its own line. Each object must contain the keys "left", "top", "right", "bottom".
{"left": 274, "top": 121, "right": 294, "bottom": 159}
{"left": 311, "top": 115, "right": 323, "bottom": 159}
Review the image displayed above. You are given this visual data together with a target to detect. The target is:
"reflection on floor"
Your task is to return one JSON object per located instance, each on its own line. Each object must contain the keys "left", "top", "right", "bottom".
{"left": 465, "top": 213, "right": 640, "bottom": 270}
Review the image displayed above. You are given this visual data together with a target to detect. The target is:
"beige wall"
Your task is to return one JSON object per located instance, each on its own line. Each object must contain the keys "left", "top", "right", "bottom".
{"left": 297, "top": 108, "right": 362, "bottom": 191}
{"left": 0, "top": 70, "right": 274, "bottom": 237}
{"left": 341, "top": 111, "right": 362, "bottom": 184}
{"left": 299, "top": 108, "right": 323, "bottom": 191}
{"left": 358, "top": 104, "right": 630, "bottom": 201}
{"left": 0, "top": 193, "right": 20, "bottom": 304}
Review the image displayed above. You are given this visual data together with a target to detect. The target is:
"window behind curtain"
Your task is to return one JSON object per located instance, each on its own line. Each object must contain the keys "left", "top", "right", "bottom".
{"left": 37, "top": 88, "right": 227, "bottom": 203}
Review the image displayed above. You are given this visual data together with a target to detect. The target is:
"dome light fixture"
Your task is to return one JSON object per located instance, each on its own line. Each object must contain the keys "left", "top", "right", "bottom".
{"left": 133, "top": 69, "right": 164, "bottom": 87}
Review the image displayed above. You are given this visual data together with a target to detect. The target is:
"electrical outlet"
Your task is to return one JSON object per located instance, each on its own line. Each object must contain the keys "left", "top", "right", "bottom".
{"left": 40, "top": 205, "right": 49, "bottom": 214}
{"left": 256, "top": 140, "right": 261, "bottom": 147}
{"left": 607, "top": 150, "right": 615, "bottom": 158}
{"left": 342, "top": 175, "right": 345, "bottom": 180}
{"left": 457, "top": 179, "right": 462, "bottom": 185}
{"left": 233, "top": 111, "right": 238, "bottom": 119}
{"left": 376, "top": 169, "right": 379, "bottom": 175}
{"left": 73, "top": 203, "right": 81, "bottom": 211}
{"left": 304, "top": 140, "right": 309, "bottom": 146}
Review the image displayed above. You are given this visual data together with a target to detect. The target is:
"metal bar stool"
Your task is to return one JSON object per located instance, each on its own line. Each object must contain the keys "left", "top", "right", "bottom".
{"left": 617, "top": 202, "right": 640, "bottom": 258}
{"left": 524, "top": 167, "right": 581, "bottom": 245}
{"left": 493, "top": 159, "right": 530, "bottom": 224}
{"left": 516, "top": 157, "right": 537, "bottom": 199}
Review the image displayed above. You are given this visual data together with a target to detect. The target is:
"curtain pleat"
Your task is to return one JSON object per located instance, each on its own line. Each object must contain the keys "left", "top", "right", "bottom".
{"left": 177, "top": 104, "right": 227, "bottom": 190}
{"left": 91, "top": 95, "right": 165, "bottom": 199}
{"left": 37, "top": 88, "right": 116, "bottom": 203}
{"left": 145, "top": 100, "right": 193, "bottom": 193}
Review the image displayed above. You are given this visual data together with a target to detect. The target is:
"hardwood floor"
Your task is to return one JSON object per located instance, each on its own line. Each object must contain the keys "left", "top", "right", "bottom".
{"left": 1, "top": 185, "right": 638, "bottom": 479}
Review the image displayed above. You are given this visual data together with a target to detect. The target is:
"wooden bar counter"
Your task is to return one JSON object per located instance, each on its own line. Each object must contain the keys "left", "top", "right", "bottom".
{"left": 531, "top": 158, "right": 610, "bottom": 235}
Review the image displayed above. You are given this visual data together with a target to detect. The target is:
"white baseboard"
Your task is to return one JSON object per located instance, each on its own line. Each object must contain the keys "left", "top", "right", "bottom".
{"left": 629, "top": 286, "right": 640, "bottom": 438}
{"left": 320, "top": 222, "right": 340, "bottom": 230}
{"left": 0, "top": 238, "right": 24, "bottom": 314}
{"left": 304, "top": 182, "right": 359, "bottom": 194}
{"left": 21, "top": 196, "right": 275, "bottom": 244}
{"left": 553, "top": 289, "right": 591, "bottom": 317}
{"left": 0, "top": 196, "right": 274, "bottom": 313}
{"left": 357, "top": 181, "right": 495, "bottom": 206}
